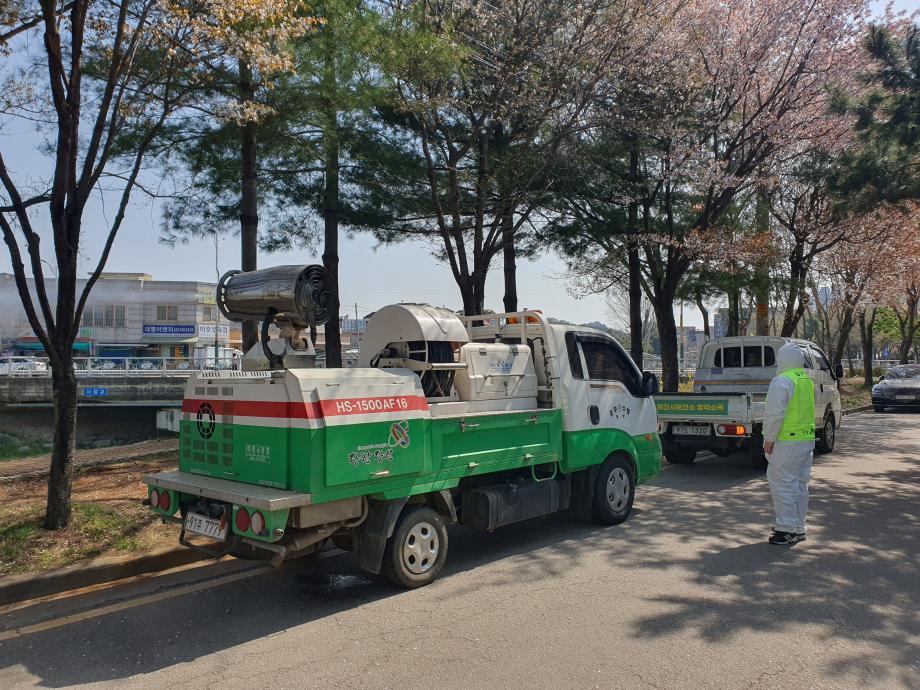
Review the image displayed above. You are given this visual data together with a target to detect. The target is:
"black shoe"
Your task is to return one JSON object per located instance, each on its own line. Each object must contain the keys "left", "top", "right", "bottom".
{"left": 769, "top": 531, "right": 797, "bottom": 546}
{"left": 795, "top": 533, "right": 806, "bottom": 543}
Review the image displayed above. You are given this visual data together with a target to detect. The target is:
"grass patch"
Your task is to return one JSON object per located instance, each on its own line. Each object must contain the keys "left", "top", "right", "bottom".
{"left": 0, "top": 457, "right": 179, "bottom": 576}
{"left": 0, "top": 432, "right": 52, "bottom": 462}
{"left": 838, "top": 377, "right": 872, "bottom": 410}
{"left": 0, "top": 501, "right": 159, "bottom": 575}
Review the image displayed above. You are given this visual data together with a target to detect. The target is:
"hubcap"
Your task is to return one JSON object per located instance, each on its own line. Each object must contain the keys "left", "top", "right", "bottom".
{"left": 606, "top": 468, "right": 631, "bottom": 512}
{"left": 403, "top": 521, "right": 439, "bottom": 575}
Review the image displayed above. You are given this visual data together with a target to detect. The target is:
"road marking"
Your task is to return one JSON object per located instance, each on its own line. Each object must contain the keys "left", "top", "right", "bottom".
{"left": 0, "top": 558, "right": 237, "bottom": 616}
{"left": 0, "top": 547, "right": 347, "bottom": 642}
{"left": 0, "top": 566, "right": 273, "bottom": 642}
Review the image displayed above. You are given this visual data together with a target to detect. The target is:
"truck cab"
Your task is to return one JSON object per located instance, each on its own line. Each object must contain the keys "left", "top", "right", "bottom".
{"left": 144, "top": 279, "right": 661, "bottom": 588}
{"left": 656, "top": 336, "right": 843, "bottom": 468}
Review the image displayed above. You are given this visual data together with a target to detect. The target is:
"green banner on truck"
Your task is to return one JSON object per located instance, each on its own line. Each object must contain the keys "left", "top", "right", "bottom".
{"left": 655, "top": 399, "right": 729, "bottom": 416}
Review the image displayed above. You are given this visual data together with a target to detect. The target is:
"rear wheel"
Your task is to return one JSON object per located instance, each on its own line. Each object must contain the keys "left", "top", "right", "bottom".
{"left": 664, "top": 448, "right": 697, "bottom": 464}
{"left": 592, "top": 455, "right": 636, "bottom": 525}
{"left": 381, "top": 506, "right": 448, "bottom": 588}
{"left": 816, "top": 414, "right": 836, "bottom": 454}
{"left": 873, "top": 405, "right": 885, "bottom": 413}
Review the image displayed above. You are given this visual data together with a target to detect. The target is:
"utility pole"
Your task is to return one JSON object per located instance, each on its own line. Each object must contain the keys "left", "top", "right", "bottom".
{"left": 214, "top": 234, "right": 220, "bottom": 368}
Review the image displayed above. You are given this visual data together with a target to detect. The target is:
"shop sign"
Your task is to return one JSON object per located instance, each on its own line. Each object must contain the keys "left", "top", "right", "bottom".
{"left": 198, "top": 324, "right": 230, "bottom": 338}
{"left": 143, "top": 324, "right": 195, "bottom": 336}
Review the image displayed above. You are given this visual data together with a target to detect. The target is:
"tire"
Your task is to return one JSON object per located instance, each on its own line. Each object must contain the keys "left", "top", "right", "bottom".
{"left": 873, "top": 405, "right": 885, "bottom": 413}
{"left": 381, "top": 506, "right": 448, "bottom": 588}
{"left": 750, "top": 452, "right": 768, "bottom": 471}
{"left": 664, "top": 448, "right": 697, "bottom": 464}
{"left": 816, "top": 414, "right": 836, "bottom": 454}
{"left": 592, "top": 455, "right": 636, "bottom": 526}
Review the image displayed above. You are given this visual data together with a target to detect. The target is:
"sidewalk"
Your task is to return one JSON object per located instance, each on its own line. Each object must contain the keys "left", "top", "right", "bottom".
{"left": 0, "top": 438, "right": 179, "bottom": 480}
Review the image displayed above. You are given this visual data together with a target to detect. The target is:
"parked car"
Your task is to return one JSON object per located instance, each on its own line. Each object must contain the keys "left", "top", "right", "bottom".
{"left": 873, "top": 364, "right": 920, "bottom": 412}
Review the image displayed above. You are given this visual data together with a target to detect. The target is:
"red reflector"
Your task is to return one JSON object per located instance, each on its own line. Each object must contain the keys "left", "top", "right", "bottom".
{"left": 150, "top": 488, "right": 159, "bottom": 508}
{"left": 158, "top": 490, "right": 171, "bottom": 512}
{"left": 250, "top": 511, "right": 265, "bottom": 536}
{"left": 717, "top": 424, "right": 746, "bottom": 436}
{"left": 235, "top": 508, "right": 250, "bottom": 533}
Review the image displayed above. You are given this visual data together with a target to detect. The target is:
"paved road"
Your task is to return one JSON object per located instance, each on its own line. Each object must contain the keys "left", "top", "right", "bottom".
{"left": 1, "top": 413, "right": 917, "bottom": 689}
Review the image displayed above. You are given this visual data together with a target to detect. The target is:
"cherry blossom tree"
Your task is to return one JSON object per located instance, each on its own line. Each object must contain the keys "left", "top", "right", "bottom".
{"left": 0, "top": 0, "right": 314, "bottom": 529}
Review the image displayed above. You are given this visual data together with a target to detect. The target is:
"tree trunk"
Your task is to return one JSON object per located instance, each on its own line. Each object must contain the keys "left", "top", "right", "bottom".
{"left": 859, "top": 309, "right": 875, "bottom": 388}
{"left": 831, "top": 306, "right": 855, "bottom": 370}
{"left": 502, "top": 207, "right": 518, "bottom": 313}
{"left": 627, "top": 150, "right": 643, "bottom": 369}
{"left": 239, "top": 59, "right": 259, "bottom": 352}
{"left": 44, "top": 361, "right": 78, "bottom": 529}
{"left": 628, "top": 245, "right": 643, "bottom": 369}
{"left": 727, "top": 287, "right": 740, "bottom": 337}
{"left": 321, "top": 42, "right": 342, "bottom": 368}
{"left": 695, "top": 292, "right": 710, "bottom": 338}
{"left": 780, "top": 243, "right": 807, "bottom": 337}
{"left": 753, "top": 185, "right": 770, "bottom": 336}
{"left": 897, "top": 294, "right": 918, "bottom": 365}
{"left": 655, "top": 297, "right": 680, "bottom": 392}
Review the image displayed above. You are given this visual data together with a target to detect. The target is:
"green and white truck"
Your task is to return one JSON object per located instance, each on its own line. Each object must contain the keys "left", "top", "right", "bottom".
{"left": 144, "top": 266, "right": 661, "bottom": 588}
{"left": 654, "top": 336, "right": 843, "bottom": 469}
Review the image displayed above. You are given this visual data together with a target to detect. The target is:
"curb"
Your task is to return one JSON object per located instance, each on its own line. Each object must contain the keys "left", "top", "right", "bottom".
{"left": 0, "top": 545, "right": 209, "bottom": 606}
{"left": 842, "top": 405, "right": 872, "bottom": 416}
{"left": 0, "top": 447, "right": 178, "bottom": 483}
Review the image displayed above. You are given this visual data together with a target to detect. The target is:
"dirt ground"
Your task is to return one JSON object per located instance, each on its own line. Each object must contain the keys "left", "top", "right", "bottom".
{"left": 0, "top": 457, "right": 180, "bottom": 576}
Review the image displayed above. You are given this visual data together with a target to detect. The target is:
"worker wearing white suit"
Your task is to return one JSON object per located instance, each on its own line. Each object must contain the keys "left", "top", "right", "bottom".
{"left": 762, "top": 343, "right": 816, "bottom": 546}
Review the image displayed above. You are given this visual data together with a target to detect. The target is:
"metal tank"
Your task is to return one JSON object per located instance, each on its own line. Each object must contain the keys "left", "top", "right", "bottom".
{"left": 217, "top": 265, "right": 336, "bottom": 328}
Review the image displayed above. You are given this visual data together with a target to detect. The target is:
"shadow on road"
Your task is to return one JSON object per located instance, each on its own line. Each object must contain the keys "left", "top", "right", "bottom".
{"left": 1, "top": 414, "right": 917, "bottom": 687}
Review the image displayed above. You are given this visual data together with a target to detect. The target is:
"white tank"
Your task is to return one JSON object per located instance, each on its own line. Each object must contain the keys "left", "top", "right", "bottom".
{"left": 454, "top": 343, "right": 538, "bottom": 401}
{"left": 358, "top": 304, "right": 469, "bottom": 367}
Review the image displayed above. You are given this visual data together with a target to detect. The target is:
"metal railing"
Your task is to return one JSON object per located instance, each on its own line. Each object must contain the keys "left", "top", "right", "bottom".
{"left": 0, "top": 356, "right": 242, "bottom": 376}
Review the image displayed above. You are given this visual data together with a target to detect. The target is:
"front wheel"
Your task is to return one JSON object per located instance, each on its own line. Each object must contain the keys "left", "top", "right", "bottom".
{"left": 381, "top": 506, "right": 448, "bottom": 588}
{"left": 592, "top": 456, "right": 636, "bottom": 526}
{"left": 873, "top": 405, "right": 885, "bottom": 413}
{"left": 816, "top": 414, "right": 836, "bottom": 454}
{"left": 664, "top": 448, "right": 697, "bottom": 464}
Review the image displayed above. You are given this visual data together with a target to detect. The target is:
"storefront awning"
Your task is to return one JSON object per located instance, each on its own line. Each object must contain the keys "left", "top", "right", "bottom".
{"left": 12, "top": 339, "right": 91, "bottom": 352}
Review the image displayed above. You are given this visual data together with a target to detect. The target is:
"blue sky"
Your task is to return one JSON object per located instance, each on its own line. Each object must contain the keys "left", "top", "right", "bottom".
{"left": 0, "top": 0, "right": 914, "bottom": 328}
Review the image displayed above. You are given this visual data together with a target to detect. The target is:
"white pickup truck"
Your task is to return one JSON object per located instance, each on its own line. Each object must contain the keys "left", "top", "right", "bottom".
{"left": 654, "top": 337, "right": 843, "bottom": 469}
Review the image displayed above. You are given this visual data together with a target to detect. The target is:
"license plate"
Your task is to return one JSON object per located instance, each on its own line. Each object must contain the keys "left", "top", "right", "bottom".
{"left": 184, "top": 511, "right": 228, "bottom": 540}
{"left": 895, "top": 395, "right": 915, "bottom": 400}
{"left": 673, "top": 425, "right": 711, "bottom": 436}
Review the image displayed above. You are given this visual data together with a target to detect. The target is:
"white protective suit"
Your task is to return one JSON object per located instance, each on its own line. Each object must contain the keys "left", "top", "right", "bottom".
{"left": 763, "top": 343, "right": 815, "bottom": 535}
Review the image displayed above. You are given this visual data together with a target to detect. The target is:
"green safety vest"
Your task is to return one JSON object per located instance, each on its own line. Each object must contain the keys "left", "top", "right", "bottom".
{"left": 775, "top": 368, "right": 815, "bottom": 442}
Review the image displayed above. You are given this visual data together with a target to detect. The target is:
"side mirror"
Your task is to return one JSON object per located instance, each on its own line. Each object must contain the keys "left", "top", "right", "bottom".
{"left": 877, "top": 375, "right": 884, "bottom": 383}
{"left": 834, "top": 363, "right": 844, "bottom": 380}
{"left": 641, "top": 371, "right": 659, "bottom": 397}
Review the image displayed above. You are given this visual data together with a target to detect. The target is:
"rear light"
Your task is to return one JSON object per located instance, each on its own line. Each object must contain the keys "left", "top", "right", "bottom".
{"left": 158, "top": 490, "right": 171, "bottom": 512}
{"left": 717, "top": 424, "right": 747, "bottom": 436}
{"left": 150, "top": 488, "right": 160, "bottom": 509}
{"left": 250, "top": 511, "right": 265, "bottom": 535}
{"left": 234, "top": 507, "right": 251, "bottom": 533}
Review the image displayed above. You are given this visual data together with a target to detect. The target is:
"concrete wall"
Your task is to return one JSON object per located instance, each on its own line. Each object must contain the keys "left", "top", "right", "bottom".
{"left": 0, "top": 375, "right": 186, "bottom": 406}
{"left": 0, "top": 406, "right": 169, "bottom": 446}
